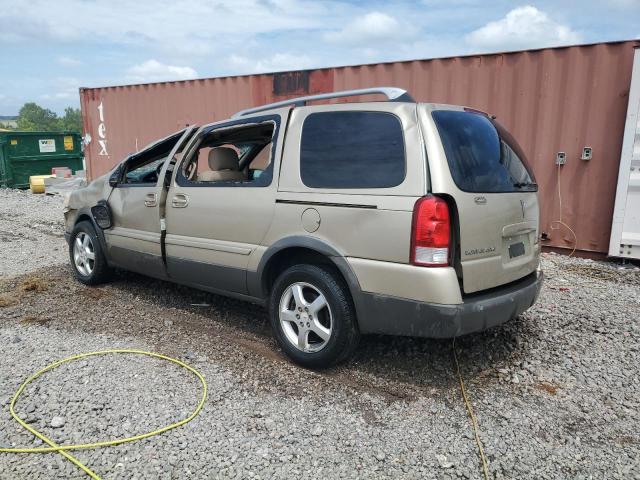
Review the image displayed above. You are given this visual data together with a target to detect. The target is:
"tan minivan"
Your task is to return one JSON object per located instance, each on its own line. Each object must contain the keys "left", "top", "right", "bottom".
{"left": 64, "top": 87, "right": 543, "bottom": 368}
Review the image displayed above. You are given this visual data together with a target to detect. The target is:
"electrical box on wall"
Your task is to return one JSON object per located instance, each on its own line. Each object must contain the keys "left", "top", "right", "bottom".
{"left": 556, "top": 152, "right": 566, "bottom": 165}
{"left": 581, "top": 147, "right": 593, "bottom": 160}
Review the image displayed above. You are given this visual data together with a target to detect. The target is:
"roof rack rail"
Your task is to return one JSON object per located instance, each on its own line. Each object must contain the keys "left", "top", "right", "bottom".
{"left": 231, "top": 87, "right": 414, "bottom": 118}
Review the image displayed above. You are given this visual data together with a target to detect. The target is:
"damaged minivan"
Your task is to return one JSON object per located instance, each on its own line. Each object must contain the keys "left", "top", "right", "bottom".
{"left": 64, "top": 87, "right": 543, "bottom": 368}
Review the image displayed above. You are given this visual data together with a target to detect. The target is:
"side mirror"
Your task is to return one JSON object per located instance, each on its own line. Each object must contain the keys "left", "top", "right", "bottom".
{"left": 108, "top": 165, "right": 121, "bottom": 187}
{"left": 91, "top": 200, "right": 113, "bottom": 229}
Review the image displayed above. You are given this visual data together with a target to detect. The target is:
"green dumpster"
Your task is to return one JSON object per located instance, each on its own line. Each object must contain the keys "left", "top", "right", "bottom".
{"left": 0, "top": 131, "right": 84, "bottom": 189}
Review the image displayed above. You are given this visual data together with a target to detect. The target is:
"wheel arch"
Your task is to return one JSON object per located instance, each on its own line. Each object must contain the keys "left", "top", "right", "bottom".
{"left": 72, "top": 207, "right": 110, "bottom": 264}
{"left": 250, "top": 236, "right": 366, "bottom": 329}
{"left": 74, "top": 212, "right": 93, "bottom": 225}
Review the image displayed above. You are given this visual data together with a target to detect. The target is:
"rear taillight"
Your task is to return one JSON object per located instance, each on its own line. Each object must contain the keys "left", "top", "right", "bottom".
{"left": 410, "top": 195, "right": 450, "bottom": 267}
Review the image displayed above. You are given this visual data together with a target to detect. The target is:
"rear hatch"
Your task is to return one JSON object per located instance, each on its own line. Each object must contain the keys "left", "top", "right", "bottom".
{"left": 425, "top": 107, "right": 540, "bottom": 294}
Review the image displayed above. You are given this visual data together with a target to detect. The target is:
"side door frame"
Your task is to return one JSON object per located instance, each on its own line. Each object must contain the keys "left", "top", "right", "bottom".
{"left": 162, "top": 109, "right": 290, "bottom": 297}
{"left": 104, "top": 126, "right": 198, "bottom": 279}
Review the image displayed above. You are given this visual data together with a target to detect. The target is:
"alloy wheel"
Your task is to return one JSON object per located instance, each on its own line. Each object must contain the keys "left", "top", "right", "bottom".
{"left": 278, "top": 282, "right": 333, "bottom": 353}
{"left": 73, "top": 232, "right": 95, "bottom": 276}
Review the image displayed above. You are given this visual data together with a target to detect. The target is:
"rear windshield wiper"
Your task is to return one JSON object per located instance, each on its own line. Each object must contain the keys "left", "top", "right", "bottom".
{"left": 513, "top": 181, "right": 538, "bottom": 189}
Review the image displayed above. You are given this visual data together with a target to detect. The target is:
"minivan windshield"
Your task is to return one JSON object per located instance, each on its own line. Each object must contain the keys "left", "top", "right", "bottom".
{"left": 432, "top": 110, "right": 537, "bottom": 193}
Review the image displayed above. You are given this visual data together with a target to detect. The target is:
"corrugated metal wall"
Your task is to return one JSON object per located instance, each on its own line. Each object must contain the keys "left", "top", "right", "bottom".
{"left": 80, "top": 40, "right": 639, "bottom": 254}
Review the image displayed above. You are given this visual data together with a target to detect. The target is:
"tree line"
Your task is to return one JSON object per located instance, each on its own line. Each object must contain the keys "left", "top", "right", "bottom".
{"left": 0, "top": 103, "right": 82, "bottom": 133}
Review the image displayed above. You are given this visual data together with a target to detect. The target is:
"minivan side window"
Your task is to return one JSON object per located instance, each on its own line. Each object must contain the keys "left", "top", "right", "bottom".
{"left": 118, "top": 129, "right": 190, "bottom": 187}
{"left": 432, "top": 110, "right": 537, "bottom": 193}
{"left": 300, "top": 111, "right": 406, "bottom": 189}
{"left": 176, "top": 119, "right": 277, "bottom": 188}
{"left": 124, "top": 156, "right": 165, "bottom": 185}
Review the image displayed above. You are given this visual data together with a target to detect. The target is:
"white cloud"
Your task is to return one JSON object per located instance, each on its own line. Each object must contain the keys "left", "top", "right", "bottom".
{"left": 0, "top": 0, "right": 339, "bottom": 62}
{"left": 1, "top": 0, "right": 637, "bottom": 115}
{"left": 40, "top": 77, "right": 81, "bottom": 101}
{"left": 324, "top": 11, "right": 417, "bottom": 47}
{"left": 57, "top": 56, "right": 82, "bottom": 67}
{"left": 0, "top": 92, "right": 22, "bottom": 112}
{"left": 125, "top": 60, "right": 198, "bottom": 83}
{"left": 422, "top": 0, "right": 482, "bottom": 6}
{"left": 466, "top": 6, "right": 582, "bottom": 51}
{"left": 228, "top": 53, "right": 315, "bottom": 74}
{"left": 608, "top": 0, "right": 640, "bottom": 7}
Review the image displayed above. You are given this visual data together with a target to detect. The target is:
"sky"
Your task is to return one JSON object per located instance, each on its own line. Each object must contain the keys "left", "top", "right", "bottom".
{"left": 0, "top": 0, "right": 638, "bottom": 115}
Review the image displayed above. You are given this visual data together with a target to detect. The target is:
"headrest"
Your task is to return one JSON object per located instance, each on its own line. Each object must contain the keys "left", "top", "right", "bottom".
{"left": 208, "top": 147, "right": 239, "bottom": 171}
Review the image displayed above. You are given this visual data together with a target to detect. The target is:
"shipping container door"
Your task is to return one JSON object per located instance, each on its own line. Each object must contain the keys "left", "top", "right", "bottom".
{"left": 609, "top": 48, "right": 640, "bottom": 260}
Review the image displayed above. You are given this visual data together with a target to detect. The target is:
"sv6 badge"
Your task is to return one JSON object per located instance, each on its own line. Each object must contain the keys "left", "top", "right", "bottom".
{"left": 465, "top": 247, "right": 496, "bottom": 256}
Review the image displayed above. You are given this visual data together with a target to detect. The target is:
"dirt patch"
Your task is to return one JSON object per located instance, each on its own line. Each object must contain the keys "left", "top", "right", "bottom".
{"left": 615, "top": 435, "right": 637, "bottom": 446}
{"left": 233, "top": 337, "right": 287, "bottom": 363}
{"left": 0, "top": 293, "right": 19, "bottom": 308}
{"left": 20, "top": 276, "right": 48, "bottom": 293}
{"left": 80, "top": 287, "right": 110, "bottom": 300}
{"left": 534, "top": 382, "right": 559, "bottom": 395}
{"left": 20, "top": 315, "right": 51, "bottom": 325}
{"left": 321, "top": 370, "right": 418, "bottom": 404}
{"left": 0, "top": 276, "right": 48, "bottom": 306}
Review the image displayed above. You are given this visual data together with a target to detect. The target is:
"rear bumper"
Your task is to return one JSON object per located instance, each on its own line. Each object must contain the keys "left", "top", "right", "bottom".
{"left": 357, "top": 270, "right": 543, "bottom": 338}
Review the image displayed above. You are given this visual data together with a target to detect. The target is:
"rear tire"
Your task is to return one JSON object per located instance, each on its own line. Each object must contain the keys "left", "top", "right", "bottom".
{"left": 269, "top": 264, "right": 360, "bottom": 369}
{"left": 69, "top": 221, "right": 112, "bottom": 285}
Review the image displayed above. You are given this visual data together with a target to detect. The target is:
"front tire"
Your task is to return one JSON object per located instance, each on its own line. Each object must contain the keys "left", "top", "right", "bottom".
{"left": 269, "top": 264, "right": 360, "bottom": 369}
{"left": 69, "top": 221, "right": 112, "bottom": 285}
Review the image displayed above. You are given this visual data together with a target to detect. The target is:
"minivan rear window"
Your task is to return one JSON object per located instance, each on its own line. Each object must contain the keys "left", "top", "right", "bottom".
{"left": 300, "top": 111, "right": 406, "bottom": 189}
{"left": 432, "top": 110, "right": 536, "bottom": 193}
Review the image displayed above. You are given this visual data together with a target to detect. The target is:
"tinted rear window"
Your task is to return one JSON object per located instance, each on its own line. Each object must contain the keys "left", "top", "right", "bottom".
{"left": 432, "top": 110, "right": 536, "bottom": 193}
{"left": 300, "top": 111, "right": 405, "bottom": 189}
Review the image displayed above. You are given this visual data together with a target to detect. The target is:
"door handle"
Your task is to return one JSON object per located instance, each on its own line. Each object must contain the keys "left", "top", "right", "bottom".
{"left": 144, "top": 193, "right": 157, "bottom": 207}
{"left": 171, "top": 193, "right": 189, "bottom": 208}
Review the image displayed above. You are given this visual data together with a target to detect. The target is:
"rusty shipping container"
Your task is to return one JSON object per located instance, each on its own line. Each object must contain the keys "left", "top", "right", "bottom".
{"left": 80, "top": 40, "right": 639, "bottom": 255}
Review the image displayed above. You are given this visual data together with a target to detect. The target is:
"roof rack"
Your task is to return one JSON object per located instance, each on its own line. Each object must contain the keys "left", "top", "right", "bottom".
{"left": 231, "top": 87, "right": 415, "bottom": 118}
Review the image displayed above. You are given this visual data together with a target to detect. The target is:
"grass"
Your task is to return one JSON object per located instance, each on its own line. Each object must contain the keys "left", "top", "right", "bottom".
{"left": 0, "top": 274, "right": 48, "bottom": 308}
{"left": 20, "top": 315, "right": 51, "bottom": 325}
{"left": 19, "top": 276, "right": 48, "bottom": 293}
{"left": 0, "top": 293, "right": 18, "bottom": 308}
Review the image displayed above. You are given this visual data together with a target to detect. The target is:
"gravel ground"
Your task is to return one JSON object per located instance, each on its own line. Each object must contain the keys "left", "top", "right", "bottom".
{"left": 0, "top": 189, "right": 66, "bottom": 278}
{"left": 1, "top": 190, "right": 639, "bottom": 479}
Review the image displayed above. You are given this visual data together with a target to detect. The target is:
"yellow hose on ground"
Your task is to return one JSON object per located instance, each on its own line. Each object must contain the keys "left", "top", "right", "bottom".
{"left": 0, "top": 349, "right": 207, "bottom": 479}
{"left": 452, "top": 338, "right": 490, "bottom": 480}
